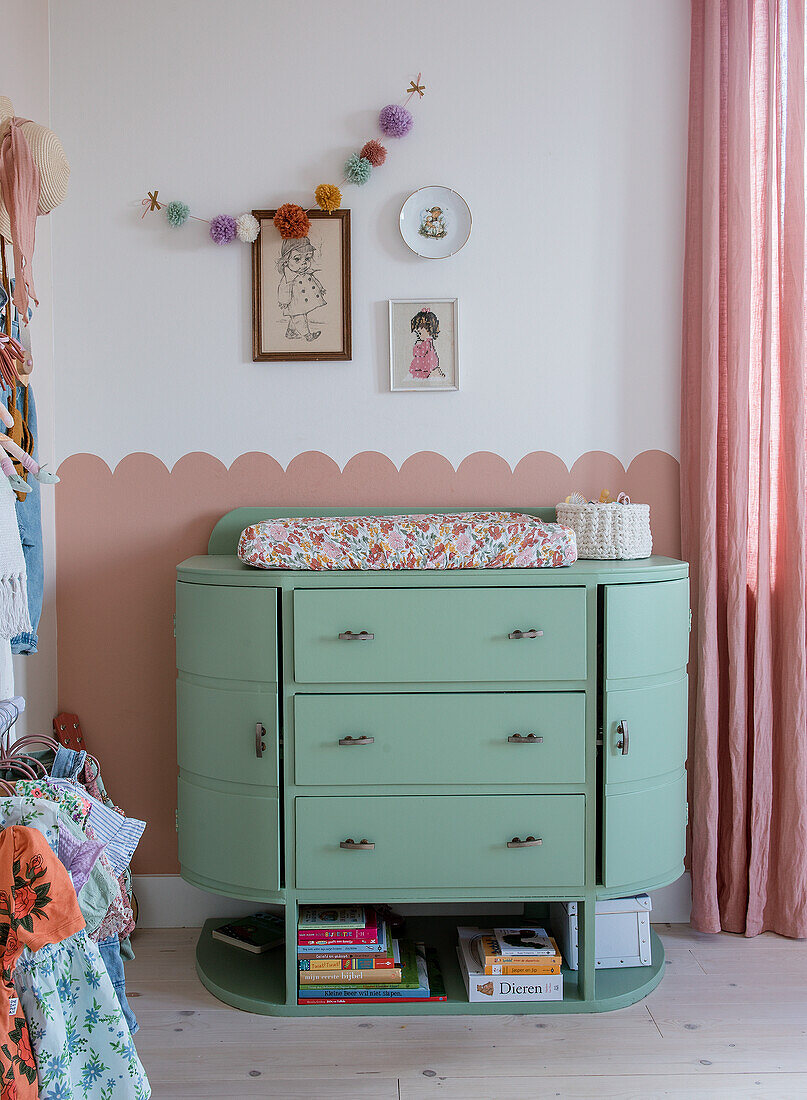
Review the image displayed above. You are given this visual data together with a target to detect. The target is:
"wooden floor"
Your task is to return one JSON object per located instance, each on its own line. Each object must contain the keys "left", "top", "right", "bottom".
{"left": 127, "top": 924, "right": 807, "bottom": 1099}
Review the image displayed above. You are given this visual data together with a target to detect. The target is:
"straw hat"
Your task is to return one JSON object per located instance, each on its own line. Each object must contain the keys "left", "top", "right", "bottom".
{"left": 0, "top": 96, "right": 70, "bottom": 244}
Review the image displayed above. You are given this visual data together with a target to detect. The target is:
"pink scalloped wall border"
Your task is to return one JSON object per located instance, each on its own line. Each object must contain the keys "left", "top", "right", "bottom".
{"left": 55, "top": 449, "right": 680, "bottom": 872}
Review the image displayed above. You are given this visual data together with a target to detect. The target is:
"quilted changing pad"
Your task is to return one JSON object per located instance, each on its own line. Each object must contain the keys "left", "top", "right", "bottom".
{"left": 238, "top": 511, "right": 577, "bottom": 571}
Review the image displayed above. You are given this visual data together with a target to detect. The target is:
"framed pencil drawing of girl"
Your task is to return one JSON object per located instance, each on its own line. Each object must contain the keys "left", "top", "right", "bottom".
{"left": 252, "top": 209, "right": 351, "bottom": 361}
{"left": 388, "top": 298, "right": 459, "bottom": 391}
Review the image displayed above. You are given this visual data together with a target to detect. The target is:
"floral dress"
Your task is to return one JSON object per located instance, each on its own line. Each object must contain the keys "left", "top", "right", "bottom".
{"left": 15, "top": 933, "right": 150, "bottom": 1099}
{"left": 0, "top": 827, "right": 150, "bottom": 1099}
{"left": 0, "top": 824, "right": 86, "bottom": 1099}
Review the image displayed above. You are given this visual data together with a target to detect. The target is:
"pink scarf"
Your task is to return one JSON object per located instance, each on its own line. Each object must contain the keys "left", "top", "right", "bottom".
{"left": 0, "top": 118, "right": 40, "bottom": 318}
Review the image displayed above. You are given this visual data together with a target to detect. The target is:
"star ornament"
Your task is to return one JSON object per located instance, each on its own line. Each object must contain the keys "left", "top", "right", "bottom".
{"left": 407, "top": 77, "right": 426, "bottom": 98}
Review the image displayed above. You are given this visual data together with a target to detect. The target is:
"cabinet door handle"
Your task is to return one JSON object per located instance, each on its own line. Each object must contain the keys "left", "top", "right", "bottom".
{"left": 338, "top": 735, "right": 375, "bottom": 746}
{"left": 255, "top": 722, "right": 266, "bottom": 759}
{"left": 507, "top": 835, "right": 543, "bottom": 848}
{"left": 338, "top": 630, "right": 375, "bottom": 641}
{"left": 340, "top": 838, "right": 375, "bottom": 851}
{"left": 616, "top": 720, "right": 630, "bottom": 755}
{"left": 507, "top": 733, "right": 544, "bottom": 744}
{"left": 508, "top": 629, "right": 544, "bottom": 640}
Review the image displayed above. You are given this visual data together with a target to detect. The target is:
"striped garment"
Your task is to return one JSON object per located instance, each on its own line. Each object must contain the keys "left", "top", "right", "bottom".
{"left": 48, "top": 778, "right": 145, "bottom": 876}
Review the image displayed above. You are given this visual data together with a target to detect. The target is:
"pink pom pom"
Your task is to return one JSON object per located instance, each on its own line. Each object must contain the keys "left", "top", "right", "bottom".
{"left": 210, "top": 214, "right": 237, "bottom": 245}
{"left": 378, "top": 104, "right": 413, "bottom": 138}
{"left": 361, "top": 139, "right": 387, "bottom": 166}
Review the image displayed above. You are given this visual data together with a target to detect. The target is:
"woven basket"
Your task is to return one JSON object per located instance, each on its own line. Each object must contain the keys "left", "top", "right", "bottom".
{"left": 555, "top": 501, "right": 652, "bottom": 560}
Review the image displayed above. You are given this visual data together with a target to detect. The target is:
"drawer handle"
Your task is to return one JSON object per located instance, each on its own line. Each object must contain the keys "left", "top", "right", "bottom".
{"left": 507, "top": 836, "right": 543, "bottom": 848}
{"left": 338, "top": 630, "right": 375, "bottom": 641}
{"left": 616, "top": 720, "right": 630, "bottom": 756}
{"left": 255, "top": 722, "right": 266, "bottom": 759}
{"left": 340, "top": 838, "right": 375, "bottom": 851}
{"left": 338, "top": 735, "right": 375, "bottom": 746}
{"left": 508, "top": 629, "right": 544, "bottom": 640}
{"left": 508, "top": 733, "right": 544, "bottom": 744}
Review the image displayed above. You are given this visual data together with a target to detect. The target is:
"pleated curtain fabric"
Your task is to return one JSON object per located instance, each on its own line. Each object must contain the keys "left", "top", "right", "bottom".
{"left": 682, "top": 0, "right": 807, "bottom": 937}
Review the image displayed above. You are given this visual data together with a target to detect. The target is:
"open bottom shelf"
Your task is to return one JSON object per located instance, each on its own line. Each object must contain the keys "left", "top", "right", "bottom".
{"left": 196, "top": 917, "right": 665, "bottom": 1016}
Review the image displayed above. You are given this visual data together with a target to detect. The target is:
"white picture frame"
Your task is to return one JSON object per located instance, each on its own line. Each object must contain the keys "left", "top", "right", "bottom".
{"left": 388, "top": 298, "right": 459, "bottom": 392}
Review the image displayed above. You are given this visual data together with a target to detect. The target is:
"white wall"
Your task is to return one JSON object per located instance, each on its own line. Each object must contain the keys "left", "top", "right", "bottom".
{"left": 6, "top": 0, "right": 58, "bottom": 736}
{"left": 50, "top": 0, "right": 689, "bottom": 471}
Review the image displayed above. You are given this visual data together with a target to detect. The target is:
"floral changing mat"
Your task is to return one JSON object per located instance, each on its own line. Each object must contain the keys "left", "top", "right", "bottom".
{"left": 238, "top": 512, "right": 577, "bottom": 571}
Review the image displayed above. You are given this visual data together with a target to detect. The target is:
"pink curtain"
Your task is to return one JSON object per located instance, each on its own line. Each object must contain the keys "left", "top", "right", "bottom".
{"left": 682, "top": 0, "right": 807, "bottom": 937}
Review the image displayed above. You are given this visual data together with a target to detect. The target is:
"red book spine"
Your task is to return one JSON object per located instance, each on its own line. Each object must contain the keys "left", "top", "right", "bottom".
{"left": 297, "top": 995, "right": 447, "bottom": 1005}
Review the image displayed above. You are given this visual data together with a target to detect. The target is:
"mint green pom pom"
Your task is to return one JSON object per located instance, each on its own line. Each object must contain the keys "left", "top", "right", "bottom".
{"left": 344, "top": 154, "right": 372, "bottom": 186}
{"left": 166, "top": 200, "right": 190, "bottom": 228}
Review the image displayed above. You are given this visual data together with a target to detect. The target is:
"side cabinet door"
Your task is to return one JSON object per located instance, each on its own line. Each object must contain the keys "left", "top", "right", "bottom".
{"left": 602, "top": 579, "right": 689, "bottom": 891}
{"left": 176, "top": 580, "right": 282, "bottom": 901}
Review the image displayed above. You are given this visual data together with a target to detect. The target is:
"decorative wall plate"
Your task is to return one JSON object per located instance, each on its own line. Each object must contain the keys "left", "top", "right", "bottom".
{"left": 399, "top": 186, "right": 472, "bottom": 259}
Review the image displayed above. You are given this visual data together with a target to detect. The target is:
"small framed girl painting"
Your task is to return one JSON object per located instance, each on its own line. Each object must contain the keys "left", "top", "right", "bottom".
{"left": 388, "top": 298, "right": 459, "bottom": 392}
{"left": 252, "top": 209, "right": 351, "bottom": 361}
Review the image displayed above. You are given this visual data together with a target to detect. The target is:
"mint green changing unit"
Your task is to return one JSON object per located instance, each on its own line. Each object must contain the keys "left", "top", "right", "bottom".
{"left": 176, "top": 507, "right": 689, "bottom": 1016}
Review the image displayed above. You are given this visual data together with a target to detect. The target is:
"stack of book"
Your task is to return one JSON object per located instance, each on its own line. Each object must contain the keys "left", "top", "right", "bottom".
{"left": 297, "top": 906, "right": 446, "bottom": 1005}
{"left": 457, "top": 924, "right": 564, "bottom": 1003}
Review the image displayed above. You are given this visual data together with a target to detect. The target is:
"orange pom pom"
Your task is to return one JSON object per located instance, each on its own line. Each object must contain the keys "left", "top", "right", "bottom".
{"left": 273, "top": 203, "right": 310, "bottom": 239}
{"left": 315, "top": 184, "right": 342, "bottom": 214}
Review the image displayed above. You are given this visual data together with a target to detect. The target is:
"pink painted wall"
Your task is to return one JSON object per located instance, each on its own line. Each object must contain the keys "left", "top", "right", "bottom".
{"left": 55, "top": 448, "right": 679, "bottom": 873}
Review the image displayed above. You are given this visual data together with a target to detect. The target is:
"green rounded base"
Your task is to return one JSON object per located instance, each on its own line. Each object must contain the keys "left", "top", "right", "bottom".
{"left": 195, "top": 919, "right": 665, "bottom": 1017}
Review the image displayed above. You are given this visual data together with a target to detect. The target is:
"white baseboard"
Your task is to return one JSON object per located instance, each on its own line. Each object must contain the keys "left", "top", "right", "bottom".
{"left": 133, "top": 874, "right": 692, "bottom": 929}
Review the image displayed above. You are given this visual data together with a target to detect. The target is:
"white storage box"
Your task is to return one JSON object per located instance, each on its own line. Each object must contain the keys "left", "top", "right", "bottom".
{"left": 549, "top": 895, "right": 652, "bottom": 970}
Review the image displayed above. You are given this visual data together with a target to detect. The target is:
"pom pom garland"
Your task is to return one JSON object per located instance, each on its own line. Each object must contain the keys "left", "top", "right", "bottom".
{"left": 273, "top": 203, "right": 311, "bottom": 239}
{"left": 378, "top": 103, "right": 413, "bottom": 137}
{"left": 344, "top": 154, "right": 372, "bottom": 186}
{"left": 360, "top": 139, "right": 387, "bottom": 166}
{"left": 315, "top": 183, "right": 342, "bottom": 214}
{"left": 142, "top": 77, "right": 425, "bottom": 247}
{"left": 209, "top": 214, "right": 237, "bottom": 244}
{"left": 166, "top": 200, "right": 190, "bottom": 228}
{"left": 235, "top": 212, "right": 260, "bottom": 243}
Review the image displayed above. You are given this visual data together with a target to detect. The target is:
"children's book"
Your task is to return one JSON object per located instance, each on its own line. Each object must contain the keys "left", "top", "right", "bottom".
{"left": 298, "top": 946, "right": 446, "bottom": 1004}
{"left": 490, "top": 926, "right": 557, "bottom": 957}
{"left": 463, "top": 926, "right": 562, "bottom": 975}
{"left": 298, "top": 941, "right": 419, "bottom": 994}
{"left": 299, "top": 939, "right": 399, "bottom": 972}
{"left": 297, "top": 921, "right": 389, "bottom": 957}
{"left": 211, "top": 913, "right": 285, "bottom": 954}
{"left": 298, "top": 905, "right": 366, "bottom": 931}
{"left": 457, "top": 929, "right": 563, "bottom": 1003}
{"left": 297, "top": 907, "right": 379, "bottom": 945}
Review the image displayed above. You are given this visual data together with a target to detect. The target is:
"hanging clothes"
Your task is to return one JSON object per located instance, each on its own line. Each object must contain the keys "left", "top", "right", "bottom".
{"left": 0, "top": 826, "right": 151, "bottom": 1098}
{"left": 0, "top": 825, "right": 85, "bottom": 1098}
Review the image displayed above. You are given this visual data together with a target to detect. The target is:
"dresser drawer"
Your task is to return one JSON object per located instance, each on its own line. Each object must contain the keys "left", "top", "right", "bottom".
{"left": 178, "top": 679, "right": 278, "bottom": 788}
{"left": 294, "top": 794, "right": 585, "bottom": 889}
{"left": 605, "top": 580, "right": 689, "bottom": 681}
{"left": 293, "top": 587, "right": 587, "bottom": 684}
{"left": 176, "top": 582, "right": 278, "bottom": 683}
{"left": 294, "top": 692, "right": 586, "bottom": 786}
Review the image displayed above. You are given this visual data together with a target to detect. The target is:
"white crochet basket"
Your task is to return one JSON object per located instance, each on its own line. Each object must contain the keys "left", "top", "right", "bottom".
{"left": 555, "top": 501, "right": 652, "bottom": 560}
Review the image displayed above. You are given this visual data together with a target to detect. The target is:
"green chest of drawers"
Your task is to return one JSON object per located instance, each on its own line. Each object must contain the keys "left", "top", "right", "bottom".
{"left": 176, "top": 507, "right": 689, "bottom": 1016}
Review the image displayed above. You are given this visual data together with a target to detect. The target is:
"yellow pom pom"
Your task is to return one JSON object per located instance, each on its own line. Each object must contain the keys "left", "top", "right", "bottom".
{"left": 315, "top": 184, "right": 342, "bottom": 214}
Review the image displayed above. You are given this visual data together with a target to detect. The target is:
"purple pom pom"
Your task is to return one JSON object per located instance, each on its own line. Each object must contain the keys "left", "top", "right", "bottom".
{"left": 378, "top": 104, "right": 413, "bottom": 138}
{"left": 209, "top": 214, "right": 237, "bottom": 245}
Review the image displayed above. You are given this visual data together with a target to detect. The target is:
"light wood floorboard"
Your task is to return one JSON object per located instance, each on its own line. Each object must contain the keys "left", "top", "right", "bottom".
{"left": 127, "top": 925, "right": 807, "bottom": 1099}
